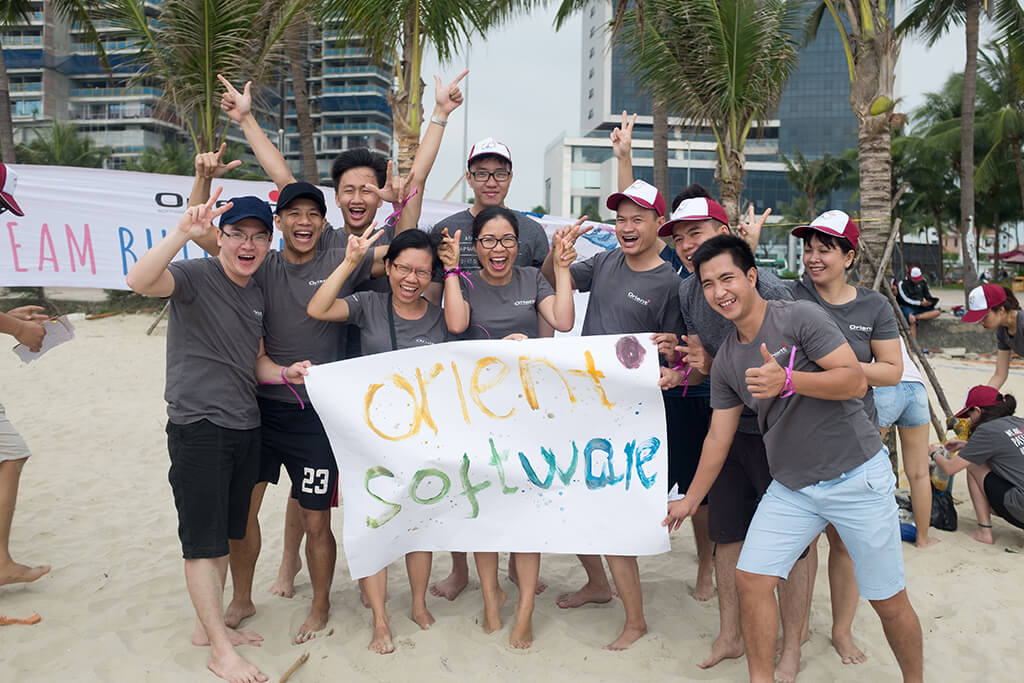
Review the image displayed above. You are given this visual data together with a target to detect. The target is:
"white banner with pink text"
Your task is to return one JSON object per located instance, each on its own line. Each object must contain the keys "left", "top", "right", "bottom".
{"left": 304, "top": 334, "right": 670, "bottom": 579}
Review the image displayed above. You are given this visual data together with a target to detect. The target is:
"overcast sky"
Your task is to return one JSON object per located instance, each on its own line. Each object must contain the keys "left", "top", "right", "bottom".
{"left": 418, "top": 5, "right": 995, "bottom": 213}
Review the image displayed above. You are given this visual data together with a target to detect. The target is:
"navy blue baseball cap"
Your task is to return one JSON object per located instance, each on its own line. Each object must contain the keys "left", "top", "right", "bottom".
{"left": 218, "top": 196, "right": 274, "bottom": 233}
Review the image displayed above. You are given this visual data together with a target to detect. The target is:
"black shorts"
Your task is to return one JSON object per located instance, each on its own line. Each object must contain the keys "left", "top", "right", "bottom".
{"left": 707, "top": 430, "right": 773, "bottom": 544}
{"left": 984, "top": 471, "right": 1024, "bottom": 530}
{"left": 257, "top": 397, "right": 339, "bottom": 511}
{"left": 166, "top": 419, "right": 260, "bottom": 560}
{"left": 664, "top": 394, "right": 712, "bottom": 503}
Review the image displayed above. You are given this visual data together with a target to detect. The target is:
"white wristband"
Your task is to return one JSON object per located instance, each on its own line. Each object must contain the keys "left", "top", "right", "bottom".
{"left": 430, "top": 116, "right": 448, "bottom": 127}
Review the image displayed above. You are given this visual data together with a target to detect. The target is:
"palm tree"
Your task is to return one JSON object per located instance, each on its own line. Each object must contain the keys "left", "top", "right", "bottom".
{"left": 284, "top": 11, "right": 318, "bottom": 182}
{"left": 15, "top": 121, "right": 109, "bottom": 167}
{"left": 0, "top": 0, "right": 108, "bottom": 162}
{"left": 805, "top": 1, "right": 903, "bottom": 282}
{"left": 322, "top": 0, "right": 536, "bottom": 175}
{"left": 977, "top": 41, "right": 1024, "bottom": 217}
{"left": 101, "top": 0, "right": 302, "bottom": 154}
{"left": 899, "top": 0, "right": 1024, "bottom": 292}
{"left": 611, "top": 0, "right": 803, "bottom": 225}
{"left": 781, "top": 150, "right": 854, "bottom": 220}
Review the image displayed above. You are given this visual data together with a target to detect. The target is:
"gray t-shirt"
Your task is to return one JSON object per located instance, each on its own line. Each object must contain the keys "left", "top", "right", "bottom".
{"left": 711, "top": 300, "right": 882, "bottom": 490}
{"left": 959, "top": 415, "right": 1024, "bottom": 521}
{"left": 996, "top": 311, "right": 1024, "bottom": 356}
{"left": 792, "top": 276, "right": 899, "bottom": 425}
{"left": 344, "top": 290, "right": 449, "bottom": 356}
{"left": 165, "top": 258, "right": 265, "bottom": 430}
{"left": 571, "top": 249, "right": 684, "bottom": 336}
{"left": 253, "top": 247, "right": 372, "bottom": 403}
{"left": 458, "top": 266, "right": 555, "bottom": 340}
{"left": 430, "top": 209, "right": 550, "bottom": 272}
{"left": 680, "top": 269, "right": 794, "bottom": 433}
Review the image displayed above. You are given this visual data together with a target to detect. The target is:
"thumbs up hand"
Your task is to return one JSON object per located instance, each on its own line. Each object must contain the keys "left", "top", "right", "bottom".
{"left": 744, "top": 343, "right": 787, "bottom": 399}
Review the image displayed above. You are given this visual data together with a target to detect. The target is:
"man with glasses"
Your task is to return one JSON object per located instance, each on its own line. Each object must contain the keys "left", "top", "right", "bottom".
{"left": 126, "top": 189, "right": 312, "bottom": 683}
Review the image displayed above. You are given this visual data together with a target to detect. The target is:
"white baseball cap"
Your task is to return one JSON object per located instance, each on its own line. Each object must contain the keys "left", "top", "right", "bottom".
{"left": 792, "top": 210, "right": 859, "bottom": 248}
{"left": 658, "top": 197, "right": 729, "bottom": 236}
{"left": 606, "top": 179, "right": 666, "bottom": 216}
{"left": 468, "top": 137, "right": 512, "bottom": 166}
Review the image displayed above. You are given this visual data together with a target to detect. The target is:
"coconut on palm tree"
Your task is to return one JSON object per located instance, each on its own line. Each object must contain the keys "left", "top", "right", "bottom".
{"left": 899, "top": 0, "right": 1024, "bottom": 292}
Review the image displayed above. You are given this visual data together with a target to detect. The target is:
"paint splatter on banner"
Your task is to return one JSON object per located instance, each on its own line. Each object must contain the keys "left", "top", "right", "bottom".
{"left": 306, "top": 334, "right": 670, "bottom": 579}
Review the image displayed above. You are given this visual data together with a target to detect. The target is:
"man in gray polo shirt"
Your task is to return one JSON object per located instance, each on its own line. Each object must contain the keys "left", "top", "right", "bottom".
{"left": 664, "top": 235, "right": 922, "bottom": 683}
{"left": 127, "top": 189, "right": 311, "bottom": 683}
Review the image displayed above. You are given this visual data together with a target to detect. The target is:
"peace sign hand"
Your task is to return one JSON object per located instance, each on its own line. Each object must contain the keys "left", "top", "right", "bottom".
{"left": 610, "top": 111, "right": 637, "bottom": 160}
{"left": 745, "top": 343, "right": 787, "bottom": 399}
{"left": 438, "top": 227, "right": 461, "bottom": 271}
{"left": 363, "top": 161, "right": 416, "bottom": 205}
{"left": 195, "top": 142, "right": 242, "bottom": 179}
{"left": 344, "top": 223, "right": 383, "bottom": 265}
{"left": 434, "top": 70, "right": 468, "bottom": 116}
{"left": 735, "top": 203, "right": 771, "bottom": 250}
{"left": 559, "top": 216, "right": 594, "bottom": 250}
{"left": 217, "top": 74, "right": 252, "bottom": 122}
{"left": 177, "top": 186, "right": 233, "bottom": 240}
{"left": 552, "top": 232, "right": 577, "bottom": 269}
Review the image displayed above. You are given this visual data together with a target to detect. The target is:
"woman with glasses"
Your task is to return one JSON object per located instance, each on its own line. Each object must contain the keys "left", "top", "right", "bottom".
{"left": 306, "top": 227, "right": 448, "bottom": 652}
{"left": 434, "top": 205, "right": 575, "bottom": 649}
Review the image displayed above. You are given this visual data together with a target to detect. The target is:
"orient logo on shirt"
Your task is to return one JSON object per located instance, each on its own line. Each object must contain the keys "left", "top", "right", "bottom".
{"left": 513, "top": 299, "right": 536, "bottom": 306}
{"left": 849, "top": 324, "right": 873, "bottom": 333}
{"left": 411, "top": 336, "right": 435, "bottom": 346}
{"left": 627, "top": 291, "right": 651, "bottom": 306}
{"left": 253, "top": 309, "right": 264, "bottom": 318}
{"left": 308, "top": 279, "right": 327, "bottom": 287}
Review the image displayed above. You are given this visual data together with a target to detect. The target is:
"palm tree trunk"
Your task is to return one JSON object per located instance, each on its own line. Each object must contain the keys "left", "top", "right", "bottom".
{"left": 652, "top": 98, "right": 668, "bottom": 198}
{"left": 1012, "top": 141, "right": 1024, "bottom": 222}
{"left": 286, "top": 19, "right": 318, "bottom": 183}
{"left": 933, "top": 209, "right": 945, "bottom": 283}
{"left": 388, "top": 13, "right": 424, "bottom": 176}
{"left": 960, "top": 0, "right": 981, "bottom": 293}
{"left": 0, "top": 37, "right": 17, "bottom": 163}
{"left": 993, "top": 210, "right": 1001, "bottom": 278}
{"left": 716, "top": 147, "right": 745, "bottom": 227}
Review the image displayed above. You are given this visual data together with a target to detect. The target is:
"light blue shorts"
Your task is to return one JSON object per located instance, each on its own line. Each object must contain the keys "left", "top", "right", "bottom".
{"left": 0, "top": 402, "right": 31, "bottom": 463}
{"left": 874, "top": 381, "right": 930, "bottom": 428}
{"left": 737, "top": 448, "right": 905, "bottom": 601}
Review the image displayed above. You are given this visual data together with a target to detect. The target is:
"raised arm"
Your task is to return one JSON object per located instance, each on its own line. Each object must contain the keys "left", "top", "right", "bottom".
{"left": 126, "top": 188, "right": 232, "bottom": 297}
{"left": 537, "top": 231, "right": 577, "bottom": 332}
{"left": 438, "top": 228, "right": 470, "bottom": 334}
{"left": 219, "top": 74, "right": 297, "bottom": 189}
{"left": 188, "top": 144, "right": 242, "bottom": 255}
{"left": 306, "top": 226, "right": 383, "bottom": 321}
{"left": 541, "top": 216, "right": 591, "bottom": 287}
{"left": 611, "top": 111, "right": 636, "bottom": 192}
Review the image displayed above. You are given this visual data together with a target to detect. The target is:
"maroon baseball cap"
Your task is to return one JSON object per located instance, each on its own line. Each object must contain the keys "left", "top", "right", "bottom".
{"left": 962, "top": 284, "right": 1009, "bottom": 323}
{"left": 955, "top": 385, "right": 1003, "bottom": 417}
{"left": 606, "top": 180, "right": 666, "bottom": 217}
{"left": 792, "top": 210, "right": 859, "bottom": 248}
{"left": 0, "top": 163, "right": 25, "bottom": 216}
{"left": 658, "top": 197, "right": 729, "bottom": 237}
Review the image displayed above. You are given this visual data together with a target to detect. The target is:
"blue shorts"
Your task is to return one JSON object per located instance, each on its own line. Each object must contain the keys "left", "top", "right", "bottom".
{"left": 874, "top": 381, "right": 930, "bottom": 428}
{"left": 900, "top": 304, "right": 927, "bottom": 320}
{"left": 737, "top": 449, "right": 905, "bottom": 601}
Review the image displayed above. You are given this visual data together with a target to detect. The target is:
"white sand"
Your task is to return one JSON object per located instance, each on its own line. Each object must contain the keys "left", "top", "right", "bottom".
{"left": 1, "top": 314, "right": 1022, "bottom": 682}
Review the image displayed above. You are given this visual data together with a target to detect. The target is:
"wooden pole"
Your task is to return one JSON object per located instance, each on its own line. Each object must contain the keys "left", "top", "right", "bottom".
{"left": 872, "top": 218, "right": 902, "bottom": 292}
{"left": 146, "top": 301, "right": 170, "bottom": 335}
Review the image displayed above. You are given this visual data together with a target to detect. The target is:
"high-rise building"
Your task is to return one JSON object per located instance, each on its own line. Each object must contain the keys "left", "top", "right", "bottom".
{"left": 3, "top": 2, "right": 392, "bottom": 179}
{"left": 546, "top": 1, "right": 858, "bottom": 222}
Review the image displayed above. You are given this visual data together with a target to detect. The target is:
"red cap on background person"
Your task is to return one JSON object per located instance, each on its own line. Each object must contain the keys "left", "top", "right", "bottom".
{"left": 0, "top": 163, "right": 25, "bottom": 216}
{"left": 955, "top": 385, "right": 1003, "bottom": 417}
{"left": 657, "top": 197, "right": 729, "bottom": 237}
{"left": 606, "top": 179, "right": 666, "bottom": 217}
{"left": 791, "top": 209, "right": 859, "bottom": 248}
{"left": 909, "top": 266, "right": 924, "bottom": 282}
{"left": 961, "top": 284, "right": 1009, "bottom": 323}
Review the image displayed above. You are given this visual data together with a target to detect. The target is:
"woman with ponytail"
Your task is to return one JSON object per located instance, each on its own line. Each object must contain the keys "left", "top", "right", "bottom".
{"left": 934, "top": 386, "right": 1024, "bottom": 544}
{"left": 960, "top": 284, "right": 1022, "bottom": 390}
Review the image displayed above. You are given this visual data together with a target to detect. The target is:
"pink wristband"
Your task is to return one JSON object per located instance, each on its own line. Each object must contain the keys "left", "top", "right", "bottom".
{"left": 779, "top": 346, "right": 796, "bottom": 398}
{"left": 671, "top": 362, "right": 691, "bottom": 397}
{"left": 259, "top": 366, "right": 305, "bottom": 409}
{"left": 444, "top": 268, "right": 474, "bottom": 289}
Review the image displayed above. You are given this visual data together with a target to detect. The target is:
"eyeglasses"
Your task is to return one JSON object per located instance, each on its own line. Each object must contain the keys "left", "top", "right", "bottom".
{"left": 391, "top": 262, "right": 433, "bottom": 280}
{"left": 221, "top": 230, "right": 272, "bottom": 245}
{"left": 469, "top": 169, "right": 511, "bottom": 183}
{"left": 476, "top": 235, "right": 518, "bottom": 249}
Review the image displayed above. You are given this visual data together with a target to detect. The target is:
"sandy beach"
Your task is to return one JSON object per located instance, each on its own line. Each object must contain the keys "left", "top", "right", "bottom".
{"left": 1, "top": 313, "right": 1022, "bottom": 682}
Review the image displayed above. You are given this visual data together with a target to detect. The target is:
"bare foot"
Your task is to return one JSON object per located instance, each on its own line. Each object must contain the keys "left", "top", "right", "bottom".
{"left": 831, "top": 632, "right": 867, "bottom": 665}
{"left": 556, "top": 584, "right": 613, "bottom": 609}
{"left": 368, "top": 619, "right": 394, "bottom": 654}
{"left": 0, "top": 562, "right": 50, "bottom": 587}
{"left": 694, "top": 567, "right": 715, "bottom": 602}
{"left": 915, "top": 535, "right": 941, "bottom": 549}
{"left": 775, "top": 644, "right": 801, "bottom": 682}
{"left": 699, "top": 634, "right": 744, "bottom": 669}
{"left": 482, "top": 588, "right": 507, "bottom": 634}
{"left": 429, "top": 570, "right": 469, "bottom": 601}
{"left": 224, "top": 599, "right": 256, "bottom": 629}
{"left": 207, "top": 647, "right": 267, "bottom": 683}
{"left": 411, "top": 606, "right": 435, "bottom": 629}
{"left": 192, "top": 624, "right": 264, "bottom": 648}
{"left": 603, "top": 624, "right": 647, "bottom": 651}
{"left": 509, "top": 604, "right": 533, "bottom": 649}
{"left": 967, "top": 528, "right": 994, "bottom": 545}
{"left": 509, "top": 566, "right": 548, "bottom": 595}
{"left": 295, "top": 603, "right": 329, "bottom": 644}
{"left": 269, "top": 557, "right": 301, "bottom": 598}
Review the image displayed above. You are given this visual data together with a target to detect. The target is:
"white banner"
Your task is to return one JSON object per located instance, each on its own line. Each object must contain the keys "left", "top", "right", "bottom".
{"left": 305, "top": 334, "right": 670, "bottom": 579}
{"left": 0, "top": 164, "right": 616, "bottom": 290}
